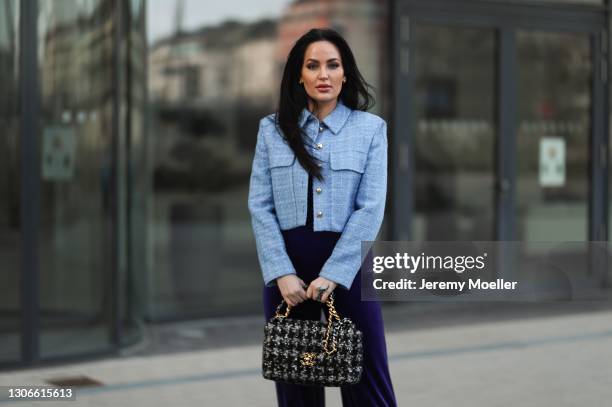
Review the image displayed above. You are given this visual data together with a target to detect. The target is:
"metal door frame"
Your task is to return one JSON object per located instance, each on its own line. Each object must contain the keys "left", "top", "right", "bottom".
{"left": 14, "top": 0, "right": 123, "bottom": 370}
{"left": 392, "top": 0, "right": 609, "bottom": 243}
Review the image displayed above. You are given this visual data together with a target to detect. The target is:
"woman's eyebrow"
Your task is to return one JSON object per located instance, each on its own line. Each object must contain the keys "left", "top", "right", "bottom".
{"left": 305, "top": 58, "right": 340, "bottom": 62}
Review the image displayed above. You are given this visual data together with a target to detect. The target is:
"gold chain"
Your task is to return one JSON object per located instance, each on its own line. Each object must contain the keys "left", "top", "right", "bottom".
{"left": 322, "top": 294, "right": 341, "bottom": 355}
{"left": 273, "top": 294, "right": 341, "bottom": 366}
{"left": 274, "top": 300, "right": 291, "bottom": 318}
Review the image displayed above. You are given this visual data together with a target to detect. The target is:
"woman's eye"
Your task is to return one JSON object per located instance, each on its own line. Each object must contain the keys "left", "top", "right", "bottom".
{"left": 305, "top": 63, "right": 339, "bottom": 69}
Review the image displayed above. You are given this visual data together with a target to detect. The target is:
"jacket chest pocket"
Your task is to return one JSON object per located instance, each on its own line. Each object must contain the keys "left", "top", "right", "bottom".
{"left": 269, "top": 152, "right": 296, "bottom": 170}
{"left": 269, "top": 152, "right": 297, "bottom": 226}
{"left": 330, "top": 150, "right": 367, "bottom": 173}
{"left": 329, "top": 150, "right": 367, "bottom": 225}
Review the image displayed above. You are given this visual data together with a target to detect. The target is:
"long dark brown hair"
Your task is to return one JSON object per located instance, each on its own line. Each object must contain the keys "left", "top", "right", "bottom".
{"left": 275, "top": 28, "right": 374, "bottom": 180}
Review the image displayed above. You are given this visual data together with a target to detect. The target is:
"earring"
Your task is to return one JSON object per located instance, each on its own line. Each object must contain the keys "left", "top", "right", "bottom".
{"left": 299, "top": 79, "right": 303, "bottom": 84}
{"left": 343, "top": 78, "right": 346, "bottom": 83}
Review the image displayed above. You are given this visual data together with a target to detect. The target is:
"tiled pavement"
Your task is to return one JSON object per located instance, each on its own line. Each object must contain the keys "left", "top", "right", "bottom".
{"left": 1, "top": 299, "right": 611, "bottom": 406}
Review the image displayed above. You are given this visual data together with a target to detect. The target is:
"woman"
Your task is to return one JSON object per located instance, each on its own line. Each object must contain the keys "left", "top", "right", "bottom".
{"left": 248, "top": 28, "right": 397, "bottom": 407}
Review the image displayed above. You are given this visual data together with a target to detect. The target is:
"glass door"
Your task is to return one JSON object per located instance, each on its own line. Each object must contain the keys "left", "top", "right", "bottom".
{"left": 513, "top": 28, "right": 605, "bottom": 295}
{"left": 411, "top": 23, "right": 497, "bottom": 241}
{"left": 397, "top": 1, "right": 605, "bottom": 246}
{"left": 37, "top": 0, "right": 116, "bottom": 359}
{"left": 396, "top": 0, "right": 607, "bottom": 295}
{"left": 516, "top": 30, "right": 592, "bottom": 242}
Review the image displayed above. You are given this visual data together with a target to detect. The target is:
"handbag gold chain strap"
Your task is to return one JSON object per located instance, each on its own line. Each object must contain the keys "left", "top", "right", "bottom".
{"left": 273, "top": 293, "right": 342, "bottom": 366}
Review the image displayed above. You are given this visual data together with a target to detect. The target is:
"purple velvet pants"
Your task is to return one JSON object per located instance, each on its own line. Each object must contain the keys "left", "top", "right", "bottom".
{"left": 262, "top": 226, "right": 397, "bottom": 407}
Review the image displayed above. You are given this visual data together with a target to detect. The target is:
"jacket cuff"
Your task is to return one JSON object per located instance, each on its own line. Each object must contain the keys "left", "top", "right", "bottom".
{"left": 264, "top": 270, "right": 297, "bottom": 288}
{"left": 318, "top": 269, "right": 353, "bottom": 291}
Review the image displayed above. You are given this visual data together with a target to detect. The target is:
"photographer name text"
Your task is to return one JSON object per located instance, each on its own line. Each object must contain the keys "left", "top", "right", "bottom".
{"left": 372, "top": 278, "right": 517, "bottom": 291}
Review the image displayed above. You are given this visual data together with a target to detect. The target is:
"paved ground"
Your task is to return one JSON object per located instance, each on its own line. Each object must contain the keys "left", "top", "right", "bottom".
{"left": 0, "top": 299, "right": 611, "bottom": 406}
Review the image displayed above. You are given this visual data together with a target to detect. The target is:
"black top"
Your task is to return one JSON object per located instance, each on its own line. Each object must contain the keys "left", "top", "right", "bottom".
{"left": 281, "top": 172, "right": 341, "bottom": 270}
{"left": 281, "top": 172, "right": 341, "bottom": 236}
{"left": 305, "top": 174, "right": 313, "bottom": 230}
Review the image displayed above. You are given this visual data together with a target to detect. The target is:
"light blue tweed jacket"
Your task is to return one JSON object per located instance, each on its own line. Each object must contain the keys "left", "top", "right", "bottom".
{"left": 247, "top": 100, "right": 387, "bottom": 290}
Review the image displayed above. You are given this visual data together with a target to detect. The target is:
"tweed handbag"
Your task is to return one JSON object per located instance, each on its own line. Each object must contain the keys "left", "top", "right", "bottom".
{"left": 262, "top": 292, "right": 363, "bottom": 386}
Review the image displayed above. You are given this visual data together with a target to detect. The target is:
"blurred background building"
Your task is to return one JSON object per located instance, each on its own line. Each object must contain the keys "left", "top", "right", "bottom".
{"left": 0, "top": 0, "right": 610, "bottom": 369}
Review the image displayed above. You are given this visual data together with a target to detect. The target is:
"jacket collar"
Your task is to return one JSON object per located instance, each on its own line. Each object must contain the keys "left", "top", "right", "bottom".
{"left": 298, "top": 100, "right": 352, "bottom": 135}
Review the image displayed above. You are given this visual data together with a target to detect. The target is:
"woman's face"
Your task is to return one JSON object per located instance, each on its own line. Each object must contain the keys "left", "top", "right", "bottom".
{"left": 300, "top": 40, "right": 345, "bottom": 109}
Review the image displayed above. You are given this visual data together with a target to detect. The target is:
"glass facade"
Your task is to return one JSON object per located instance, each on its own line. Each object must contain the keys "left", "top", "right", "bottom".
{"left": 0, "top": 0, "right": 610, "bottom": 368}
{"left": 405, "top": 0, "right": 607, "bottom": 246}
{"left": 0, "top": 0, "right": 145, "bottom": 368}
{"left": 146, "top": 0, "right": 294, "bottom": 319}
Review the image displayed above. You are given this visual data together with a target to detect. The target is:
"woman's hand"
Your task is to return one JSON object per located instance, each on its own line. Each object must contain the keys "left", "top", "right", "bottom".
{"left": 307, "top": 277, "right": 337, "bottom": 303}
{"left": 276, "top": 274, "right": 308, "bottom": 307}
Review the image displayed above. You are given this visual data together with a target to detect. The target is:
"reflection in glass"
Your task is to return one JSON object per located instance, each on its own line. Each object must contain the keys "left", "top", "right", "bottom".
{"left": 148, "top": 17, "right": 279, "bottom": 318}
{"left": 413, "top": 24, "right": 496, "bottom": 241}
{"left": 516, "top": 31, "right": 591, "bottom": 242}
{"left": 0, "top": 0, "right": 20, "bottom": 363}
{"left": 38, "top": 0, "right": 115, "bottom": 358}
